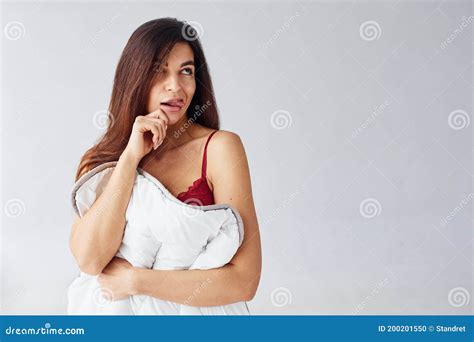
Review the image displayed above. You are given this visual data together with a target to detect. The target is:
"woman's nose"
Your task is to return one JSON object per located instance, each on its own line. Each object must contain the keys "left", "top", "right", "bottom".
{"left": 165, "top": 74, "right": 181, "bottom": 92}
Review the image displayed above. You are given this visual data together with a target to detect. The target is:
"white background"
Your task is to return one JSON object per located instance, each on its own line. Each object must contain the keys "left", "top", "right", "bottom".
{"left": 1, "top": 0, "right": 472, "bottom": 314}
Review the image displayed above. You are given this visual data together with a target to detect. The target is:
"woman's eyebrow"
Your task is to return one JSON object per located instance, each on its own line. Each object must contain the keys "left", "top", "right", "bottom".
{"left": 162, "top": 60, "right": 195, "bottom": 68}
{"left": 180, "top": 60, "right": 194, "bottom": 67}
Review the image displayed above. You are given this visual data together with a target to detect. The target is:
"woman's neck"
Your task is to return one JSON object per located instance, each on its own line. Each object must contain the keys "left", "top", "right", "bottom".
{"left": 160, "top": 115, "right": 196, "bottom": 152}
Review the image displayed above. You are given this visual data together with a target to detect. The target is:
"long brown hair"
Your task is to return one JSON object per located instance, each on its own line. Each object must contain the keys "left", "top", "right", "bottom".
{"left": 75, "top": 18, "right": 220, "bottom": 181}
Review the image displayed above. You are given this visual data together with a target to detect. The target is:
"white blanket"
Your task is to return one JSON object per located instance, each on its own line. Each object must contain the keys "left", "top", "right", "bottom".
{"left": 67, "top": 161, "right": 250, "bottom": 315}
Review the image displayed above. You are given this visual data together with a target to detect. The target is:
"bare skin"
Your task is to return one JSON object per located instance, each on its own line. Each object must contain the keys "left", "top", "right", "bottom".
{"left": 140, "top": 124, "right": 218, "bottom": 198}
{"left": 70, "top": 42, "right": 262, "bottom": 306}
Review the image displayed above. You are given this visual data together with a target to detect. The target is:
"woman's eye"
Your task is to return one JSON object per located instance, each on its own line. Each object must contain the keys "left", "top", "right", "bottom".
{"left": 181, "top": 68, "right": 194, "bottom": 75}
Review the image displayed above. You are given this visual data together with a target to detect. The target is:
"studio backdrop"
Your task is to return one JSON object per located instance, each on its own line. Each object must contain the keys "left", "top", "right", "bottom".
{"left": 1, "top": 0, "right": 472, "bottom": 315}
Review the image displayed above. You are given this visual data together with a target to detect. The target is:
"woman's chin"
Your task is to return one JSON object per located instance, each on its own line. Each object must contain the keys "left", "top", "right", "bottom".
{"left": 165, "top": 112, "right": 187, "bottom": 126}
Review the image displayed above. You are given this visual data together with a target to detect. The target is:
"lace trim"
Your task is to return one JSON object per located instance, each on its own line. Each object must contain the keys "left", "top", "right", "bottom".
{"left": 176, "top": 177, "right": 212, "bottom": 199}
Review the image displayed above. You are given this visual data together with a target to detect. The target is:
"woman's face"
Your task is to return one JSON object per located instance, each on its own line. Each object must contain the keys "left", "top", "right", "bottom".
{"left": 147, "top": 42, "right": 196, "bottom": 125}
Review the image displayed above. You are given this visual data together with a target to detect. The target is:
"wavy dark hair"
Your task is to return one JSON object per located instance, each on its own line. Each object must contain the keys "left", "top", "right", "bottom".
{"left": 75, "top": 17, "right": 220, "bottom": 181}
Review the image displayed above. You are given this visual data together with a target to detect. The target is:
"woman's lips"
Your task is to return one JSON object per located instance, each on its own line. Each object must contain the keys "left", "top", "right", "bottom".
{"left": 160, "top": 102, "right": 183, "bottom": 113}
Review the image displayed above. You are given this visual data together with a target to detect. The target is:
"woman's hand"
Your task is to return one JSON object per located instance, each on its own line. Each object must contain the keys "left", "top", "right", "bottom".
{"left": 123, "top": 109, "right": 169, "bottom": 163}
{"left": 97, "top": 257, "right": 137, "bottom": 301}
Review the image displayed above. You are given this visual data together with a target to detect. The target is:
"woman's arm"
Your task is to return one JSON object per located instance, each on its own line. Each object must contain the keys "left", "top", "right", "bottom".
{"left": 129, "top": 131, "right": 262, "bottom": 306}
{"left": 70, "top": 111, "right": 168, "bottom": 276}
{"left": 69, "top": 150, "right": 140, "bottom": 275}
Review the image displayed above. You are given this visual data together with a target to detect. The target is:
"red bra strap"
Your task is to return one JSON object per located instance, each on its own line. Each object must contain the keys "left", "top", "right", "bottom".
{"left": 201, "top": 130, "right": 218, "bottom": 178}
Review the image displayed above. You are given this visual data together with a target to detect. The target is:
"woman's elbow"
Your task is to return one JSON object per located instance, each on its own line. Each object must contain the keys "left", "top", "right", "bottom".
{"left": 242, "top": 281, "right": 259, "bottom": 301}
{"left": 243, "top": 289, "right": 256, "bottom": 302}
{"left": 237, "top": 270, "right": 261, "bottom": 302}
{"left": 69, "top": 238, "right": 104, "bottom": 275}
{"left": 77, "top": 259, "right": 104, "bottom": 276}
{"left": 72, "top": 250, "right": 104, "bottom": 275}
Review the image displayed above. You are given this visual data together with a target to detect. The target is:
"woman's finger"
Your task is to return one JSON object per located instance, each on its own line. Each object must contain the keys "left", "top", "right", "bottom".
{"left": 160, "top": 111, "right": 169, "bottom": 127}
{"left": 140, "top": 119, "right": 161, "bottom": 147}
{"left": 146, "top": 117, "right": 167, "bottom": 143}
{"left": 146, "top": 109, "right": 169, "bottom": 127}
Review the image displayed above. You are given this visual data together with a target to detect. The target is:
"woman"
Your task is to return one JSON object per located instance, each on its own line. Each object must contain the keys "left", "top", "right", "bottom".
{"left": 69, "top": 18, "right": 261, "bottom": 308}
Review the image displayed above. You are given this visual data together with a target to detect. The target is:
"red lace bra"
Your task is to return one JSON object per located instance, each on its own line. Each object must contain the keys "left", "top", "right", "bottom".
{"left": 176, "top": 130, "right": 218, "bottom": 206}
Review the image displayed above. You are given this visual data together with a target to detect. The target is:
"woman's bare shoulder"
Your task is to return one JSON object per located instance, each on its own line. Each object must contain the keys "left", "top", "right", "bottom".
{"left": 209, "top": 129, "right": 242, "bottom": 149}
{"left": 206, "top": 130, "right": 253, "bottom": 206}
{"left": 190, "top": 125, "right": 242, "bottom": 146}
{"left": 207, "top": 129, "right": 246, "bottom": 171}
